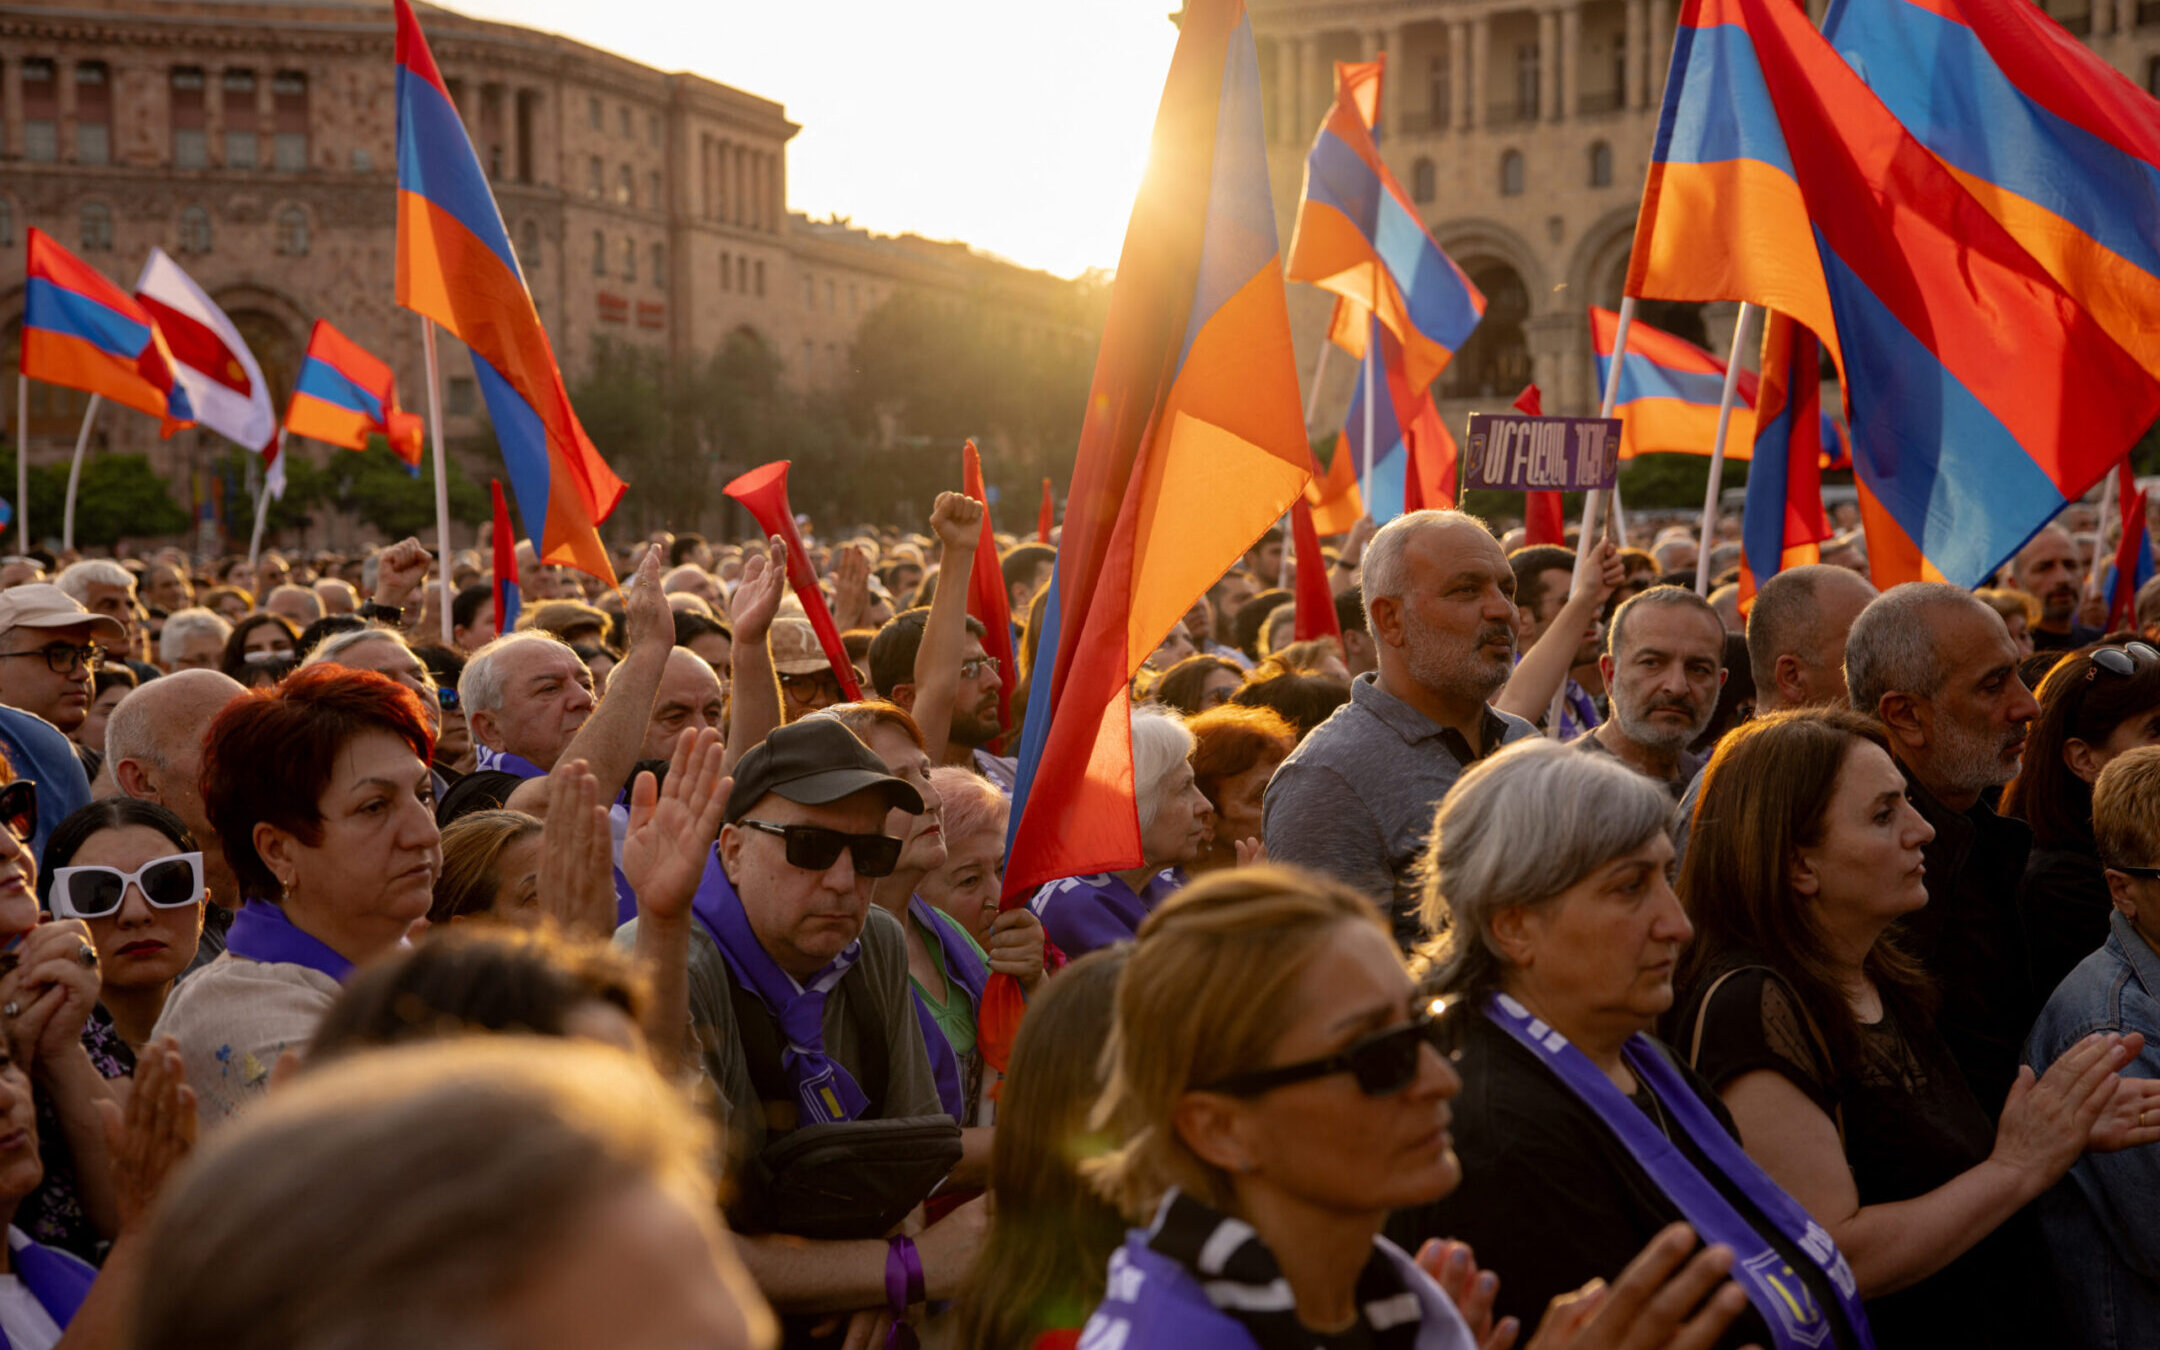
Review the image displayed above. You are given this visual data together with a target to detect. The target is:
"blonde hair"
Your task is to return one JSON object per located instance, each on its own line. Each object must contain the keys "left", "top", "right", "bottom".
{"left": 1085, "top": 866, "right": 1386, "bottom": 1219}
{"left": 2094, "top": 744, "right": 2160, "bottom": 869}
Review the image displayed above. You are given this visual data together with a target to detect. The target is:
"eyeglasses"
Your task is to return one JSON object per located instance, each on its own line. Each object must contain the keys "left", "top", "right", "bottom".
{"left": 959, "top": 656, "right": 1001, "bottom": 681}
{"left": 2109, "top": 864, "right": 2160, "bottom": 881}
{"left": 0, "top": 782, "right": 35, "bottom": 843}
{"left": 0, "top": 643, "right": 103, "bottom": 675}
{"left": 2089, "top": 642, "right": 2160, "bottom": 680}
{"left": 736, "top": 820, "right": 902, "bottom": 877}
{"left": 1199, "top": 999, "right": 1463, "bottom": 1099}
{"left": 436, "top": 686, "right": 461, "bottom": 711}
{"left": 779, "top": 669, "right": 866, "bottom": 701}
{"left": 49, "top": 852, "right": 204, "bottom": 920}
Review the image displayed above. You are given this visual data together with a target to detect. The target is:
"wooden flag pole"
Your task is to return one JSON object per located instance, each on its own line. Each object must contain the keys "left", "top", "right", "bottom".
{"left": 14, "top": 376, "right": 26, "bottom": 548}
{"left": 1547, "top": 296, "right": 1638, "bottom": 739}
{"left": 1696, "top": 303, "right": 1758, "bottom": 596}
{"left": 420, "top": 318, "right": 456, "bottom": 645}
{"left": 60, "top": 394, "right": 103, "bottom": 554}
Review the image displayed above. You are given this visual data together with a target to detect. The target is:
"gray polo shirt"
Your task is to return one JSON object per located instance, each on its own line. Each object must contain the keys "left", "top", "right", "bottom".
{"left": 1263, "top": 673, "right": 1535, "bottom": 944}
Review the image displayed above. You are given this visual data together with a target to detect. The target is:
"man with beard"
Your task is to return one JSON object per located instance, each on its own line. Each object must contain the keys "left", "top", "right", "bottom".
{"left": 1847, "top": 582, "right": 2042, "bottom": 1113}
{"left": 1263, "top": 511, "right": 1535, "bottom": 945}
{"left": 867, "top": 606, "right": 1013, "bottom": 789}
{"left": 1576, "top": 586, "right": 1725, "bottom": 798}
{"left": 2012, "top": 524, "right": 2102, "bottom": 651}
{"left": 1501, "top": 542, "right": 1624, "bottom": 740}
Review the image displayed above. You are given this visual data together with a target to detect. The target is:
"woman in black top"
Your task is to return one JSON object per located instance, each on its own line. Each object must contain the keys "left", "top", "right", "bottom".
{"left": 1392, "top": 738, "right": 1870, "bottom": 1350}
{"left": 2000, "top": 642, "right": 2160, "bottom": 1000}
{"left": 1672, "top": 708, "right": 2160, "bottom": 1348}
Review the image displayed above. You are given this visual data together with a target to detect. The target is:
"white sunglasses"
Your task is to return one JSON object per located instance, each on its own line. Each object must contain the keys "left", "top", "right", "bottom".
{"left": 49, "top": 852, "right": 204, "bottom": 920}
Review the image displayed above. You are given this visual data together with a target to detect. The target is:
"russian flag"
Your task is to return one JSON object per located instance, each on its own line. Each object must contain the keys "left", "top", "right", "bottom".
{"left": 1627, "top": 0, "right": 2160, "bottom": 590}
{"left": 1823, "top": 0, "right": 2160, "bottom": 384}
{"left": 21, "top": 229, "right": 193, "bottom": 432}
{"left": 1285, "top": 57, "right": 1484, "bottom": 392}
{"left": 285, "top": 319, "right": 425, "bottom": 467}
{"left": 1738, "top": 313, "right": 1834, "bottom": 608}
{"left": 394, "top": 0, "right": 623, "bottom": 582}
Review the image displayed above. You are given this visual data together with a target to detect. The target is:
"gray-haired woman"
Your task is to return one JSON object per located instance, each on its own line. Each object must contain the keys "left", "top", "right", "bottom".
{"left": 1387, "top": 739, "right": 1876, "bottom": 1350}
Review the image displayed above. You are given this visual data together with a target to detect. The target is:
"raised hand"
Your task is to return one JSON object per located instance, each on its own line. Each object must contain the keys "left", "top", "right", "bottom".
{"left": 1234, "top": 838, "right": 1269, "bottom": 867}
{"left": 1993, "top": 1032, "right": 2135, "bottom": 1186}
{"left": 1523, "top": 1224, "right": 1753, "bottom": 1350}
{"left": 96, "top": 1036, "right": 196, "bottom": 1233}
{"left": 731, "top": 535, "right": 789, "bottom": 645}
{"left": 538, "top": 758, "right": 616, "bottom": 940}
{"left": 831, "top": 543, "right": 873, "bottom": 633}
{"left": 372, "top": 537, "right": 432, "bottom": 610}
{"left": 929, "top": 492, "right": 985, "bottom": 555}
{"left": 1416, "top": 1238, "right": 1518, "bottom": 1350}
{"left": 621, "top": 544, "right": 672, "bottom": 654}
{"left": 622, "top": 729, "right": 731, "bottom": 926}
{"left": 1572, "top": 538, "right": 1625, "bottom": 608}
{"left": 2, "top": 921, "right": 103, "bottom": 1068}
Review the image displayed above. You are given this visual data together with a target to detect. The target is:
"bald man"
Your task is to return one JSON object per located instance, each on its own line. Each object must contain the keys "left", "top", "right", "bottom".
{"left": 2012, "top": 524, "right": 2100, "bottom": 651}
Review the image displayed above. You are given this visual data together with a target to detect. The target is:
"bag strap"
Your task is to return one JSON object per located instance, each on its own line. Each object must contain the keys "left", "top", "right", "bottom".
{"left": 1688, "top": 964, "right": 1845, "bottom": 1151}
{"left": 725, "top": 955, "right": 890, "bottom": 1120}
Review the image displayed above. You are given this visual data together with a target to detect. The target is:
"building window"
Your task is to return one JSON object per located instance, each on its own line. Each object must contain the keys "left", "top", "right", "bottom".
{"left": 648, "top": 170, "right": 662, "bottom": 211}
{"left": 0, "top": 200, "right": 15, "bottom": 248}
{"left": 171, "top": 68, "right": 207, "bottom": 167}
{"left": 275, "top": 206, "right": 309, "bottom": 255}
{"left": 588, "top": 95, "right": 602, "bottom": 130}
{"left": 623, "top": 237, "right": 637, "bottom": 281}
{"left": 720, "top": 250, "right": 732, "bottom": 291}
{"left": 1412, "top": 157, "right": 1437, "bottom": 203}
{"left": 74, "top": 63, "right": 111, "bottom": 165}
{"left": 587, "top": 156, "right": 603, "bottom": 199}
{"left": 619, "top": 105, "right": 632, "bottom": 139}
{"left": 447, "top": 375, "right": 477, "bottom": 416}
{"left": 352, "top": 148, "right": 372, "bottom": 172}
{"left": 1515, "top": 44, "right": 1539, "bottom": 121}
{"left": 1500, "top": 149, "right": 1526, "bottom": 196}
{"left": 648, "top": 111, "right": 660, "bottom": 146}
{"left": 617, "top": 164, "right": 633, "bottom": 205}
{"left": 223, "top": 70, "right": 258, "bottom": 168}
{"left": 826, "top": 279, "right": 836, "bottom": 313}
{"left": 23, "top": 60, "right": 57, "bottom": 163}
{"left": 803, "top": 274, "right": 815, "bottom": 309}
{"left": 651, "top": 243, "right": 665, "bottom": 288}
{"left": 849, "top": 283, "right": 859, "bottom": 316}
{"left": 178, "top": 205, "right": 212, "bottom": 254}
{"left": 273, "top": 72, "right": 309, "bottom": 171}
{"left": 592, "top": 230, "right": 606, "bottom": 276}
{"left": 518, "top": 218, "right": 541, "bottom": 270}
{"left": 1589, "top": 140, "right": 1614, "bottom": 188}
{"left": 79, "top": 202, "right": 114, "bottom": 253}
{"left": 802, "top": 340, "right": 815, "bottom": 381}
{"left": 1427, "top": 55, "right": 1451, "bottom": 130}
{"left": 754, "top": 260, "right": 765, "bottom": 296}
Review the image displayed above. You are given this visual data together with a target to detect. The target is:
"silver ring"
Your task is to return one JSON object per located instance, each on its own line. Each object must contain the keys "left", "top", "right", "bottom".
{"left": 3, "top": 1002, "right": 20, "bottom": 1018}
{"left": 75, "top": 944, "right": 96, "bottom": 968}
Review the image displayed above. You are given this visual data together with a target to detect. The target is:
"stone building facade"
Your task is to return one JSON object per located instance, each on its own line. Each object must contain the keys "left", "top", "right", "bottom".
{"left": 0, "top": 0, "right": 1080, "bottom": 545}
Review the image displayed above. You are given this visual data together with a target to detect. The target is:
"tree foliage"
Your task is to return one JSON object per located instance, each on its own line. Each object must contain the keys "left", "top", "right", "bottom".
{"left": 0, "top": 446, "right": 189, "bottom": 549}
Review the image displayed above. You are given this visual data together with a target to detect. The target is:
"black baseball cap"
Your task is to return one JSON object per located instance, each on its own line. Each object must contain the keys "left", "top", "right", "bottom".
{"left": 725, "top": 719, "right": 924, "bottom": 824}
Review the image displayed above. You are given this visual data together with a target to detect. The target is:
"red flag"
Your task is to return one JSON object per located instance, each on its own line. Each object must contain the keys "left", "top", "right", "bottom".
{"left": 2111, "top": 459, "right": 2155, "bottom": 631}
{"left": 490, "top": 479, "right": 522, "bottom": 637}
{"left": 1290, "top": 499, "right": 1343, "bottom": 644}
{"left": 962, "top": 440, "right": 1019, "bottom": 736}
{"left": 1514, "top": 385, "right": 1566, "bottom": 545}
{"left": 1037, "top": 477, "right": 1055, "bottom": 543}
{"left": 723, "top": 461, "right": 862, "bottom": 701}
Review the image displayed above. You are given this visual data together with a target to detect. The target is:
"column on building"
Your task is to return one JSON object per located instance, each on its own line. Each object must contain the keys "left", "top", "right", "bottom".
{"left": 1363, "top": 28, "right": 1388, "bottom": 137}
{"left": 1300, "top": 36, "right": 1325, "bottom": 144}
{"left": 504, "top": 85, "right": 523, "bottom": 184}
{"left": 1, "top": 57, "right": 20, "bottom": 154}
{"left": 1468, "top": 16, "right": 1490, "bottom": 130}
{"left": 1625, "top": 0, "right": 1649, "bottom": 109}
{"left": 1646, "top": 0, "right": 1673, "bottom": 108}
{"left": 56, "top": 56, "right": 76, "bottom": 162}
{"left": 204, "top": 64, "right": 225, "bottom": 163}
{"left": 1274, "top": 36, "right": 1301, "bottom": 144}
{"left": 1526, "top": 313, "right": 1582, "bottom": 411}
{"left": 1560, "top": 5, "right": 1582, "bottom": 121}
{"left": 1381, "top": 26, "right": 1407, "bottom": 136}
{"left": 2118, "top": 0, "right": 2138, "bottom": 38}
{"left": 732, "top": 144, "right": 745, "bottom": 227}
{"left": 1539, "top": 9, "right": 1562, "bottom": 122}
{"left": 1449, "top": 21, "right": 1471, "bottom": 131}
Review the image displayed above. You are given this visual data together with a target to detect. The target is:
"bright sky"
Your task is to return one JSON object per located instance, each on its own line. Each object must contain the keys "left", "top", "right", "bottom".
{"left": 438, "top": 0, "right": 1183, "bottom": 279}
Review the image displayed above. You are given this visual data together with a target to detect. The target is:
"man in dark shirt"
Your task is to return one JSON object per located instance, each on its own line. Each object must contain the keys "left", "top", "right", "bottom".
{"left": 2010, "top": 525, "right": 2101, "bottom": 652}
{"left": 1577, "top": 586, "right": 1724, "bottom": 800}
{"left": 1846, "top": 583, "right": 2042, "bottom": 1113}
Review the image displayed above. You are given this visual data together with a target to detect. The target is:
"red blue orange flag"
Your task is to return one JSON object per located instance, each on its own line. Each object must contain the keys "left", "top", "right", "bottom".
{"left": 961, "top": 440, "right": 1019, "bottom": 737}
{"left": 21, "top": 228, "right": 192, "bottom": 432}
{"left": 1335, "top": 317, "right": 1456, "bottom": 522}
{"left": 284, "top": 319, "right": 425, "bottom": 467}
{"left": 1590, "top": 306, "right": 1848, "bottom": 467}
{"left": 1304, "top": 440, "right": 1365, "bottom": 536}
{"left": 2108, "top": 460, "right": 2153, "bottom": 631}
{"left": 490, "top": 479, "right": 522, "bottom": 638}
{"left": 1286, "top": 57, "right": 1484, "bottom": 391}
{"left": 1001, "top": 0, "right": 1308, "bottom": 904}
{"left": 1629, "top": 0, "right": 2160, "bottom": 590}
{"left": 1737, "top": 313, "right": 1833, "bottom": 610}
{"left": 393, "top": 0, "right": 623, "bottom": 582}
{"left": 1823, "top": 0, "right": 2160, "bottom": 381}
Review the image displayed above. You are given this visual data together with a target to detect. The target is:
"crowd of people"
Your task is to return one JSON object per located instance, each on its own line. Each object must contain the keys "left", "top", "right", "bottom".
{"left": 0, "top": 489, "right": 2150, "bottom": 1348}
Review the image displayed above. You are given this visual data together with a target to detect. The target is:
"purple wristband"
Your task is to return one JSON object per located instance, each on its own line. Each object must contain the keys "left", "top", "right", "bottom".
{"left": 884, "top": 1235, "right": 924, "bottom": 1349}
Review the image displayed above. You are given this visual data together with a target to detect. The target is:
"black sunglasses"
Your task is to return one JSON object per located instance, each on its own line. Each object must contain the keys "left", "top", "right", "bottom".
{"left": 737, "top": 820, "right": 902, "bottom": 878}
{"left": 1201, "top": 999, "right": 1463, "bottom": 1099}
{"left": 2110, "top": 864, "right": 2160, "bottom": 881}
{"left": 2089, "top": 642, "right": 2160, "bottom": 680}
{"left": 0, "top": 782, "right": 34, "bottom": 844}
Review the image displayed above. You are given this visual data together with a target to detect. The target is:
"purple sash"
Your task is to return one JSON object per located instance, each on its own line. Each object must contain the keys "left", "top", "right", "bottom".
{"left": 0, "top": 1227, "right": 96, "bottom": 1348}
{"left": 906, "top": 896, "right": 988, "bottom": 1121}
{"left": 476, "top": 743, "right": 643, "bottom": 927}
{"left": 473, "top": 744, "right": 548, "bottom": 778}
{"left": 224, "top": 901, "right": 354, "bottom": 983}
{"left": 1485, "top": 994, "right": 1873, "bottom": 1350}
{"left": 691, "top": 851, "right": 870, "bottom": 1124}
{"left": 1027, "top": 868, "right": 1185, "bottom": 958}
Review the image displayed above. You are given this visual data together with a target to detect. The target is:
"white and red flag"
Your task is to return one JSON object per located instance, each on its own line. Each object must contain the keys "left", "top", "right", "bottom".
{"left": 133, "top": 249, "right": 274, "bottom": 451}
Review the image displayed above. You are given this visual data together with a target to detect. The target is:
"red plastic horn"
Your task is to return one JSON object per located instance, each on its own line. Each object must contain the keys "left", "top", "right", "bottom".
{"left": 723, "top": 461, "right": 861, "bottom": 702}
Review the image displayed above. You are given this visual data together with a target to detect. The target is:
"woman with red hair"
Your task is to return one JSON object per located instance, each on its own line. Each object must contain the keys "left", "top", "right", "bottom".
{"left": 152, "top": 664, "right": 440, "bottom": 1123}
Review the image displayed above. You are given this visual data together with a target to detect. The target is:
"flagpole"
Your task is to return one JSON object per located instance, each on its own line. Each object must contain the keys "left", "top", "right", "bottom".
{"left": 60, "top": 394, "right": 102, "bottom": 554}
{"left": 420, "top": 318, "right": 456, "bottom": 645}
{"left": 2089, "top": 462, "right": 2120, "bottom": 610}
{"left": 1695, "top": 304, "right": 1758, "bottom": 596}
{"left": 1303, "top": 339, "right": 1336, "bottom": 432}
{"left": 247, "top": 429, "right": 282, "bottom": 575}
{"left": 1548, "top": 296, "right": 1638, "bottom": 740}
{"left": 1361, "top": 314, "right": 1377, "bottom": 506}
{"left": 13, "top": 376, "right": 26, "bottom": 548}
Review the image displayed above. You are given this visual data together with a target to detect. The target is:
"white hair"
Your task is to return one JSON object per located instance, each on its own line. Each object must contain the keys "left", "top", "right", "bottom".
{"left": 459, "top": 629, "right": 578, "bottom": 717}
{"left": 56, "top": 559, "right": 135, "bottom": 605}
{"left": 160, "top": 607, "right": 232, "bottom": 665}
{"left": 1844, "top": 581, "right": 1975, "bottom": 715}
{"left": 1131, "top": 706, "right": 1196, "bottom": 833}
{"left": 1360, "top": 509, "right": 1488, "bottom": 635}
{"left": 302, "top": 626, "right": 412, "bottom": 671}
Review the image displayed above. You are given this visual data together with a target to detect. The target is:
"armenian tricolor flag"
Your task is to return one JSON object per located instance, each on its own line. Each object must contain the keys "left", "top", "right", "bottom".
{"left": 1628, "top": 0, "right": 2160, "bottom": 590}
{"left": 1592, "top": 306, "right": 1848, "bottom": 466}
{"left": 284, "top": 320, "right": 425, "bottom": 467}
{"left": 21, "top": 229, "right": 192, "bottom": 432}
{"left": 1823, "top": 0, "right": 2160, "bottom": 381}
{"left": 1285, "top": 57, "right": 1484, "bottom": 392}
{"left": 394, "top": 0, "right": 623, "bottom": 582}
{"left": 1334, "top": 317, "right": 1457, "bottom": 523}
{"left": 1738, "top": 314, "right": 1834, "bottom": 608}
{"left": 1303, "top": 439, "right": 1365, "bottom": 536}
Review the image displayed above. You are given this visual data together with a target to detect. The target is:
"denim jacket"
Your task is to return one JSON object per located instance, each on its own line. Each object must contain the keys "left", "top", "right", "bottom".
{"left": 2024, "top": 909, "right": 2160, "bottom": 1349}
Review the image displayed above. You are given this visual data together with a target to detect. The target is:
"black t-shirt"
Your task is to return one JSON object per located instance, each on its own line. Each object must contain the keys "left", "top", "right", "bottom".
{"left": 2020, "top": 843, "right": 2112, "bottom": 1004}
{"left": 1675, "top": 962, "right": 2050, "bottom": 1349}
{"left": 1387, "top": 1011, "right": 1861, "bottom": 1350}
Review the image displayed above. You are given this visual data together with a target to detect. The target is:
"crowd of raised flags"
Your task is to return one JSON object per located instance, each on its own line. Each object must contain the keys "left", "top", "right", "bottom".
{"left": 9, "top": 0, "right": 2160, "bottom": 915}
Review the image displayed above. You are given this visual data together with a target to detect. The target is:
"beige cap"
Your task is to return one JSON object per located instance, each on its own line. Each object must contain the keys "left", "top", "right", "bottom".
{"left": 0, "top": 585, "right": 125, "bottom": 644}
{"left": 769, "top": 617, "right": 833, "bottom": 675}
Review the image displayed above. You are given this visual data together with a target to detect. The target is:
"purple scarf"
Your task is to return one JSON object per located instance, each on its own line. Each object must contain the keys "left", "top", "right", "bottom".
{"left": 475, "top": 744, "right": 642, "bottom": 926}
{"left": 1485, "top": 993, "right": 1873, "bottom": 1350}
{"left": 224, "top": 901, "right": 354, "bottom": 983}
{"left": 0, "top": 1227, "right": 96, "bottom": 1348}
{"left": 473, "top": 744, "right": 548, "bottom": 778}
{"left": 692, "top": 851, "right": 870, "bottom": 1124}
{"left": 905, "top": 896, "right": 988, "bottom": 1121}
{"left": 1028, "top": 868, "right": 1185, "bottom": 958}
